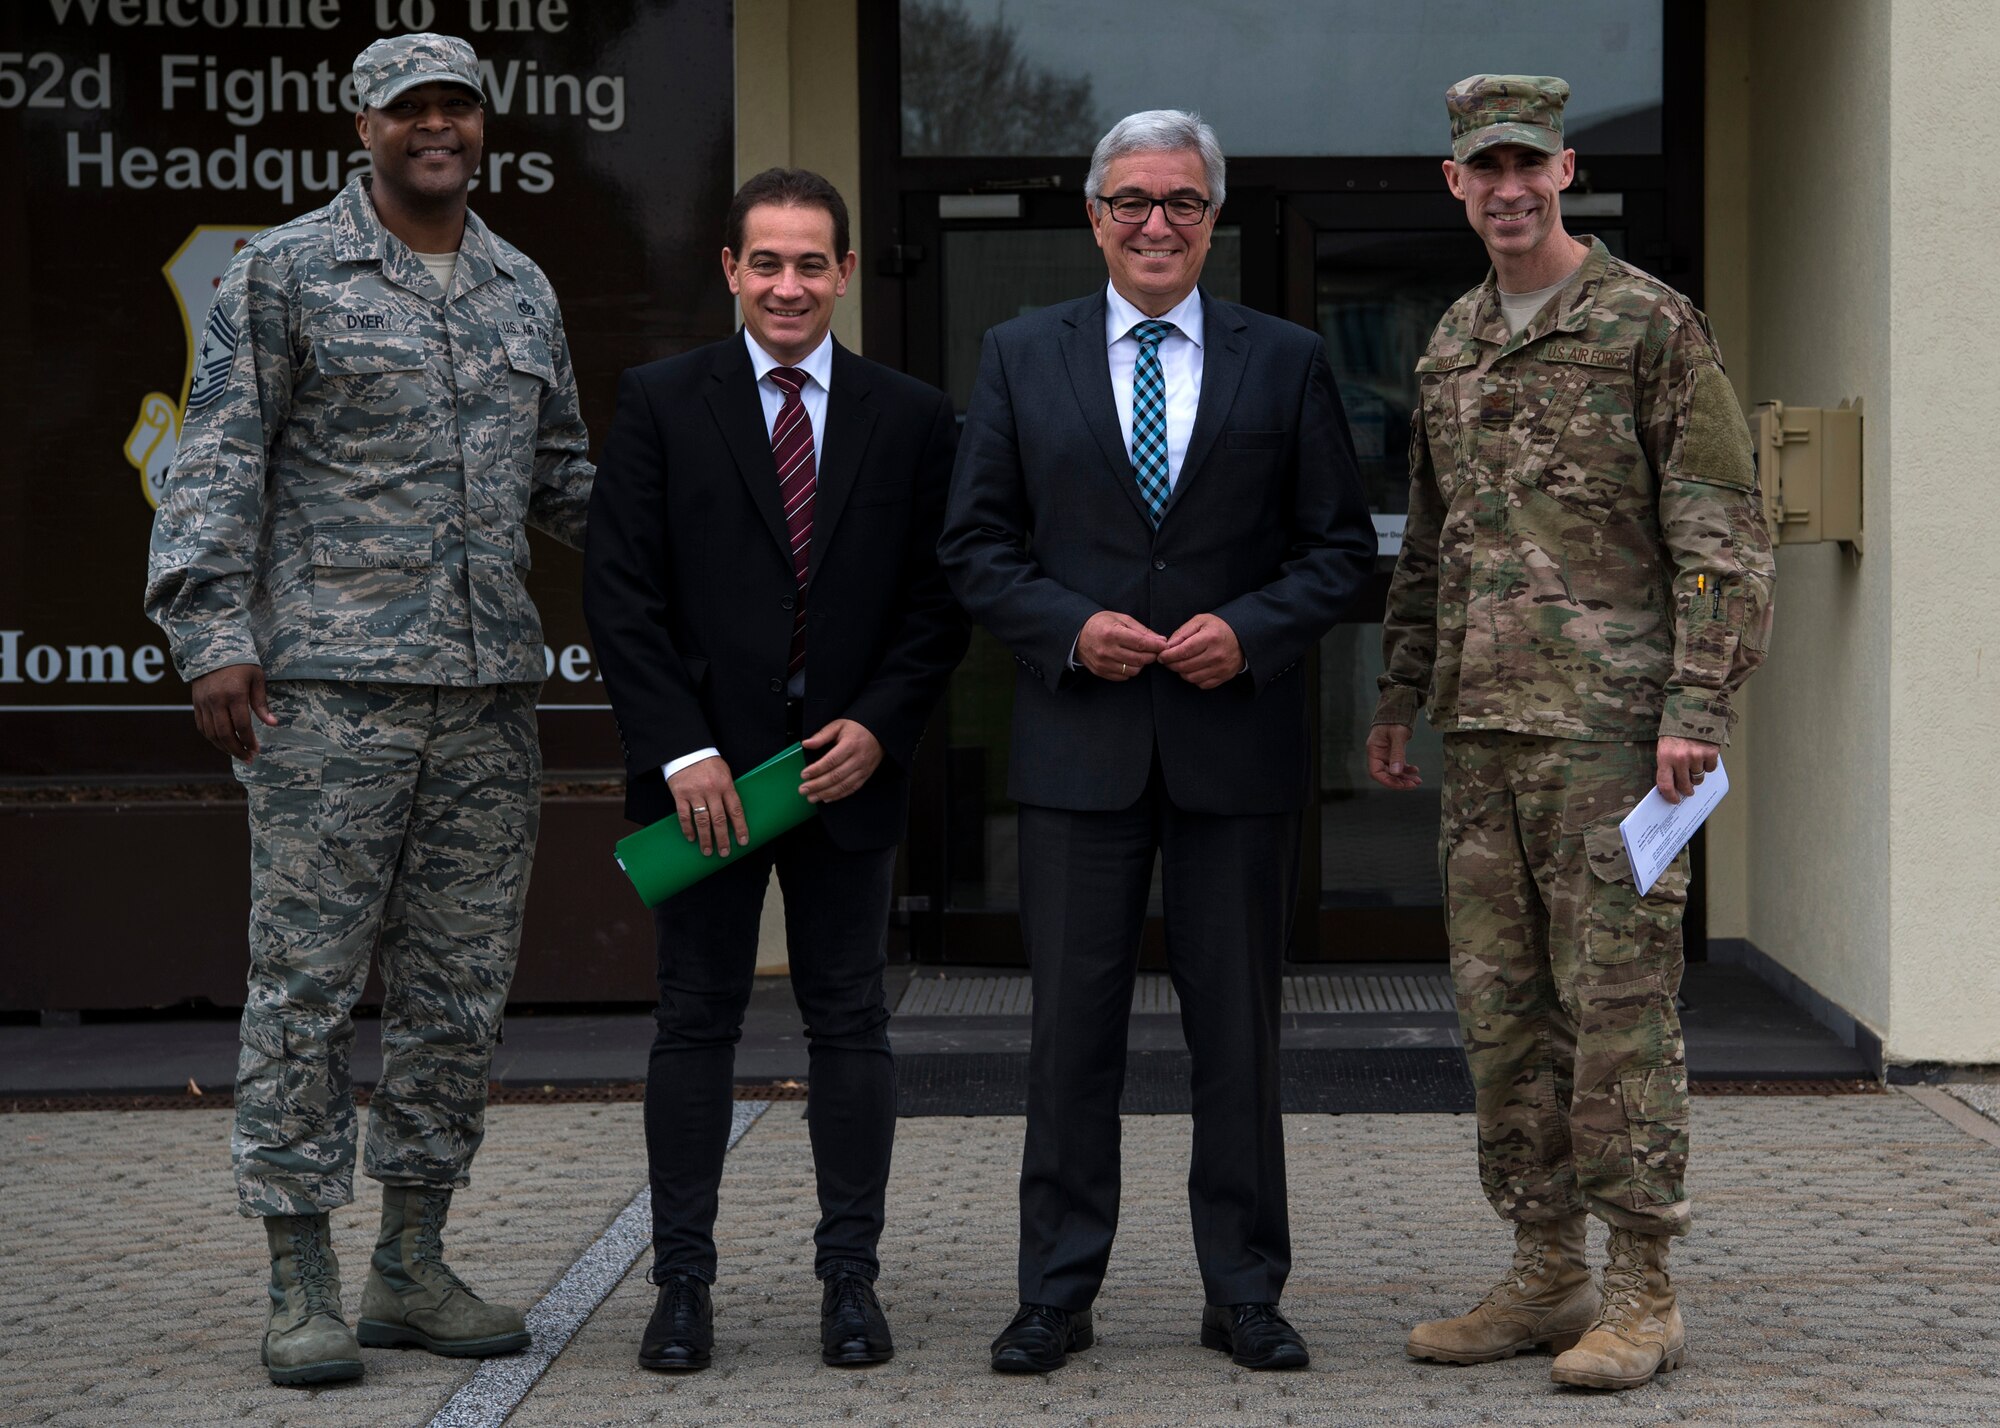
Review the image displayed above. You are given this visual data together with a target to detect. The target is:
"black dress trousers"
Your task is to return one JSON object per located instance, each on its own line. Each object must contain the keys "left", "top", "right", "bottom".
{"left": 644, "top": 817, "right": 898, "bottom": 1283}
{"left": 1014, "top": 760, "right": 1300, "bottom": 1310}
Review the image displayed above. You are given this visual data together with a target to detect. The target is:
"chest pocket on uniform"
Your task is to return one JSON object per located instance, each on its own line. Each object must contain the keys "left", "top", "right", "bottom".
{"left": 1414, "top": 349, "right": 1479, "bottom": 495}
{"left": 501, "top": 328, "right": 555, "bottom": 388}
{"left": 311, "top": 331, "right": 433, "bottom": 460}
{"left": 1508, "top": 342, "right": 1638, "bottom": 517}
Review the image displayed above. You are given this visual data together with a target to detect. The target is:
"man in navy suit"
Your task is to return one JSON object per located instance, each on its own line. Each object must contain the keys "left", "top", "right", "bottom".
{"left": 940, "top": 111, "right": 1375, "bottom": 1374}
{"left": 584, "top": 169, "right": 966, "bottom": 1373}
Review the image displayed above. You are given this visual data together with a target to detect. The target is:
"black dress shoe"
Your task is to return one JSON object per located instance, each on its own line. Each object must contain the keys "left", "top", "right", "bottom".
{"left": 819, "top": 1272, "right": 894, "bottom": 1366}
{"left": 1200, "top": 1302, "right": 1309, "bottom": 1370}
{"left": 990, "top": 1303, "right": 1094, "bottom": 1374}
{"left": 638, "top": 1274, "right": 712, "bottom": 1371}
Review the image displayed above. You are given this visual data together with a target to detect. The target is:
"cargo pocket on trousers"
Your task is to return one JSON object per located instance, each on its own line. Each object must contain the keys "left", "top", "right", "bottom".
{"left": 238, "top": 733, "right": 327, "bottom": 939}
{"left": 234, "top": 1006, "right": 296, "bottom": 1149}
{"left": 1580, "top": 817, "right": 1689, "bottom": 967}
{"left": 1618, "top": 1065, "right": 1689, "bottom": 1205}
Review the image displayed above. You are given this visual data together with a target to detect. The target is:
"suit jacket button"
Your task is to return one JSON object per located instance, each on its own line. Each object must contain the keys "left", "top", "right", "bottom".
{"left": 769, "top": 678, "right": 783, "bottom": 693}
{"left": 1153, "top": 558, "right": 1167, "bottom": 570}
{"left": 781, "top": 595, "right": 796, "bottom": 610}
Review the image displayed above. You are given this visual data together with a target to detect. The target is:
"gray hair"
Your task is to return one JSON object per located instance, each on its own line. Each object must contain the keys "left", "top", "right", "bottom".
{"left": 1085, "top": 109, "right": 1227, "bottom": 213}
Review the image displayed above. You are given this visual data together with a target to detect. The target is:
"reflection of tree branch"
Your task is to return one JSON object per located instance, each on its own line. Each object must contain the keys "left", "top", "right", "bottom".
{"left": 901, "top": 0, "right": 1100, "bottom": 155}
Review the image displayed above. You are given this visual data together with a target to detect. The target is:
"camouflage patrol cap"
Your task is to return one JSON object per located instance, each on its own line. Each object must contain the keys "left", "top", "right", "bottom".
{"left": 1446, "top": 74, "right": 1570, "bottom": 162}
{"left": 353, "top": 33, "right": 485, "bottom": 110}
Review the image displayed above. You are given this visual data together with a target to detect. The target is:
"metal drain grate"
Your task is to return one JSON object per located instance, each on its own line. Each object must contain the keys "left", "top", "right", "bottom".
{"left": 1691, "top": 1079, "right": 1884, "bottom": 1096}
{"left": 894, "top": 1048, "right": 1477, "bottom": 1116}
{"left": 893, "top": 972, "right": 1455, "bottom": 1018}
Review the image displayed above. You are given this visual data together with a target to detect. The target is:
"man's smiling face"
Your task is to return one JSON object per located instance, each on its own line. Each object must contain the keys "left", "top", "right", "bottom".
{"left": 1089, "top": 148, "right": 1217, "bottom": 316}
{"left": 1443, "top": 143, "right": 1575, "bottom": 263}
{"left": 723, "top": 202, "right": 856, "bottom": 366}
{"left": 356, "top": 81, "right": 485, "bottom": 210}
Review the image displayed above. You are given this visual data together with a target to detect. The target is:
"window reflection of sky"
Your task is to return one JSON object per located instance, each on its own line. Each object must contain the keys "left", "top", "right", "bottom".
{"left": 903, "top": 0, "right": 1662, "bottom": 156}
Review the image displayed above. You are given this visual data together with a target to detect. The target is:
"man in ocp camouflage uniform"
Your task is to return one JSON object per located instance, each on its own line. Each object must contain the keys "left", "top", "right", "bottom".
{"left": 143, "top": 33, "right": 593, "bottom": 1387}
{"left": 1367, "top": 76, "right": 1774, "bottom": 1391}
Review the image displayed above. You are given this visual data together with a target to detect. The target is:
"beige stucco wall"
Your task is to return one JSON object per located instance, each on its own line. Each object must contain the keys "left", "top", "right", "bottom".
{"left": 735, "top": 0, "right": 865, "bottom": 970}
{"left": 1700, "top": 4, "right": 1754, "bottom": 942}
{"left": 1717, "top": 0, "right": 2000, "bottom": 1063}
{"left": 1721, "top": 0, "right": 1896, "bottom": 1039}
{"left": 735, "top": 0, "right": 865, "bottom": 355}
{"left": 1882, "top": 0, "right": 2000, "bottom": 1061}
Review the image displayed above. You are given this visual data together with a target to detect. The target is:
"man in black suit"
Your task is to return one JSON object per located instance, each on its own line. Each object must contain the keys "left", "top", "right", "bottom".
{"left": 940, "top": 111, "right": 1375, "bottom": 1374}
{"left": 583, "top": 169, "right": 966, "bottom": 1373}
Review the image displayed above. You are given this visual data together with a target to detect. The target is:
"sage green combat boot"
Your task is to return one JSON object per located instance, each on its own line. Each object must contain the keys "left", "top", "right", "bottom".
{"left": 355, "top": 1186, "right": 530, "bottom": 1357}
{"left": 1407, "top": 1214, "right": 1598, "bottom": 1364}
{"left": 1551, "top": 1228, "right": 1686, "bottom": 1389}
{"left": 261, "top": 1213, "right": 363, "bottom": 1386}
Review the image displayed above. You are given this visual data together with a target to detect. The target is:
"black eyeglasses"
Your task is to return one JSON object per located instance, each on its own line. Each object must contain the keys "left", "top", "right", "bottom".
{"left": 1096, "top": 194, "right": 1215, "bottom": 225}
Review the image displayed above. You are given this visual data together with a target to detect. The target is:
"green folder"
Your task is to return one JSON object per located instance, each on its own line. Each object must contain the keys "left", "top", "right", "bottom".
{"left": 613, "top": 743, "right": 818, "bottom": 907}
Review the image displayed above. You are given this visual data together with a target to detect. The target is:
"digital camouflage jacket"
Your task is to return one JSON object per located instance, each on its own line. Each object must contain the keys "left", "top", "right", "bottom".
{"left": 145, "top": 176, "right": 593, "bottom": 687}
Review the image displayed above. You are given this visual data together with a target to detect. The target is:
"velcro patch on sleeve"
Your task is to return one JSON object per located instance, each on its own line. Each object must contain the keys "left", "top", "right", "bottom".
{"left": 1679, "top": 365, "right": 1756, "bottom": 491}
{"left": 186, "top": 302, "right": 241, "bottom": 414}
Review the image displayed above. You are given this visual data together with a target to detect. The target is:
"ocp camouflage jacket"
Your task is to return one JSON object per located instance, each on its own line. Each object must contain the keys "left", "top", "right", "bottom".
{"left": 1375, "top": 238, "right": 1774, "bottom": 744}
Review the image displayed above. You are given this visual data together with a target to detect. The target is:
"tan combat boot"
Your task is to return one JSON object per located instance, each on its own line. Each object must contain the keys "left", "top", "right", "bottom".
{"left": 355, "top": 1186, "right": 530, "bottom": 1357}
{"left": 1406, "top": 1215, "right": 1598, "bottom": 1364}
{"left": 1551, "top": 1227, "right": 1686, "bottom": 1389}
{"left": 261, "top": 1213, "right": 363, "bottom": 1386}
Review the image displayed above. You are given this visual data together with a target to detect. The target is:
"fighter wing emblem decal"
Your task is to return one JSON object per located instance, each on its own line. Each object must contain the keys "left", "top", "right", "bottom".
{"left": 124, "top": 225, "right": 262, "bottom": 510}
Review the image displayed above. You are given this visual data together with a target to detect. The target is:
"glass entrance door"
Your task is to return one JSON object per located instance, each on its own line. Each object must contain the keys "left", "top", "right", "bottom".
{"left": 1303, "top": 205, "right": 1490, "bottom": 959}
{"left": 1296, "top": 195, "right": 1649, "bottom": 958}
{"left": 900, "top": 189, "right": 1253, "bottom": 963}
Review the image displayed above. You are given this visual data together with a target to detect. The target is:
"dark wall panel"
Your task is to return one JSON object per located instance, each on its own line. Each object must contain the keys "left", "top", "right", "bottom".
{"left": 0, "top": 0, "right": 735, "bottom": 780}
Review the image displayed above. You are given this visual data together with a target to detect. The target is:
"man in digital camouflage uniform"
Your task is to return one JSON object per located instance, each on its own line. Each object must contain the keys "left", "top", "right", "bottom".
{"left": 1366, "top": 76, "right": 1774, "bottom": 1391}
{"left": 143, "top": 34, "right": 593, "bottom": 1387}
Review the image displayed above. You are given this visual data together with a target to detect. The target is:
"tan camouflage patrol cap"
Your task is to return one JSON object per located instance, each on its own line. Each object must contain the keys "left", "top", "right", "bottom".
{"left": 354, "top": 32, "right": 485, "bottom": 109}
{"left": 1446, "top": 74, "right": 1570, "bottom": 162}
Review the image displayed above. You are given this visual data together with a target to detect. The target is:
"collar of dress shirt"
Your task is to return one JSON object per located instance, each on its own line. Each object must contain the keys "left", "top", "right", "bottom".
{"left": 743, "top": 326, "right": 835, "bottom": 392}
{"left": 1104, "top": 282, "right": 1205, "bottom": 351}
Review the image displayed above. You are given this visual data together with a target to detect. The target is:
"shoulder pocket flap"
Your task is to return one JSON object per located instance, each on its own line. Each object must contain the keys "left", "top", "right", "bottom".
{"left": 513, "top": 527, "right": 534, "bottom": 570}
{"left": 1415, "top": 350, "right": 1480, "bottom": 373}
{"left": 502, "top": 328, "right": 556, "bottom": 383}
{"left": 1538, "top": 341, "right": 1634, "bottom": 370}
{"left": 1677, "top": 365, "right": 1758, "bottom": 492}
{"left": 311, "top": 524, "right": 434, "bottom": 570}
{"left": 315, "top": 331, "right": 427, "bottom": 375}
{"left": 1223, "top": 429, "right": 1287, "bottom": 450}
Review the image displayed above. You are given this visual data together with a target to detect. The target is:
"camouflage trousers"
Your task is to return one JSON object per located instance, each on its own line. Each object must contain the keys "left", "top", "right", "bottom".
{"left": 229, "top": 680, "right": 542, "bottom": 1218}
{"left": 1440, "top": 732, "right": 1691, "bottom": 1237}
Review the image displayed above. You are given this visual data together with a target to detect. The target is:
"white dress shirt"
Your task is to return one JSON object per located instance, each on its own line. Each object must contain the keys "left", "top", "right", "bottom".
{"left": 1105, "top": 282, "right": 1205, "bottom": 491}
{"left": 1069, "top": 284, "right": 1209, "bottom": 671}
{"left": 662, "top": 329, "right": 835, "bottom": 782}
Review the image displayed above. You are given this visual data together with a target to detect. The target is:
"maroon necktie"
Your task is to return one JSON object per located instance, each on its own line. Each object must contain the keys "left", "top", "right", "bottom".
{"left": 767, "top": 366, "right": 815, "bottom": 678}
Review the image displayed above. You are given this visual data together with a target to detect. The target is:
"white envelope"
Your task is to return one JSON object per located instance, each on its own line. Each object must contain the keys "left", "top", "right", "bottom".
{"left": 1618, "top": 759, "right": 1729, "bottom": 895}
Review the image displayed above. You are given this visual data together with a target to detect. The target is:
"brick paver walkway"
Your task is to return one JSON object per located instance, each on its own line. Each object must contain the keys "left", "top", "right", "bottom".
{"left": 4, "top": 1093, "right": 1997, "bottom": 1427}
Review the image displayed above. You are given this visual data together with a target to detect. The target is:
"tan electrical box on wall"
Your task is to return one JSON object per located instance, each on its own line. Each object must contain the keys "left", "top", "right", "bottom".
{"left": 1753, "top": 399, "right": 1864, "bottom": 550}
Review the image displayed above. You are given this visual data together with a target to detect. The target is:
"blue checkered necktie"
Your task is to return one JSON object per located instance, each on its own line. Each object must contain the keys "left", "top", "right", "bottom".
{"left": 1128, "top": 318, "right": 1176, "bottom": 525}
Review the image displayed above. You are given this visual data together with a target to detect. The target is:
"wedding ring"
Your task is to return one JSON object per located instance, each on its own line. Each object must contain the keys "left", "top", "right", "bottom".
{"left": 1691, "top": 774, "right": 1705, "bottom": 784}
{"left": 1120, "top": 662, "right": 1128, "bottom": 675}
{"left": 692, "top": 805, "right": 709, "bottom": 815}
